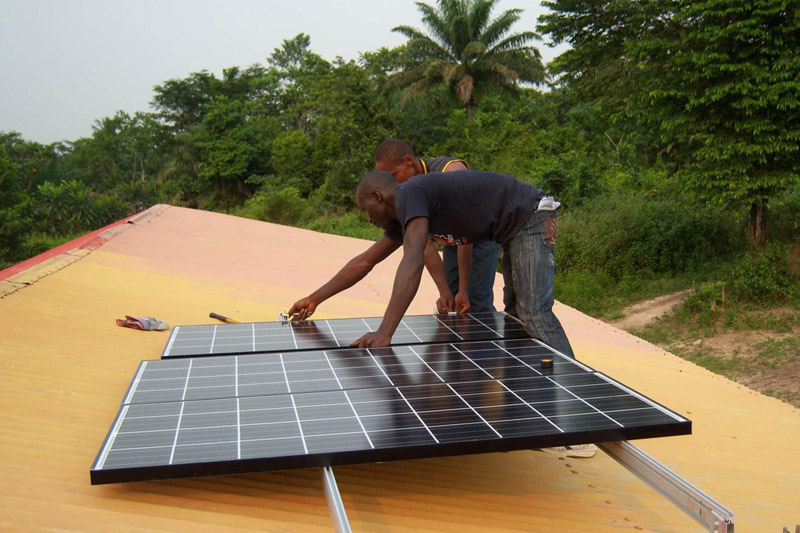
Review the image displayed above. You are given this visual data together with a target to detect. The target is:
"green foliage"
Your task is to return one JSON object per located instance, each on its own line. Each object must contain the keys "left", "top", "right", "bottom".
{"left": 239, "top": 184, "right": 311, "bottom": 226}
{"left": 271, "top": 130, "right": 314, "bottom": 193}
{"left": 556, "top": 192, "right": 742, "bottom": 279}
{"left": 726, "top": 245, "right": 799, "bottom": 305}
{"left": 553, "top": 270, "right": 615, "bottom": 316}
{"left": 305, "top": 210, "right": 383, "bottom": 241}
{"left": 0, "top": 145, "right": 31, "bottom": 260}
{"left": 34, "top": 180, "right": 127, "bottom": 235}
{"left": 768, "top": 184, "right": 800, "bottom": 241}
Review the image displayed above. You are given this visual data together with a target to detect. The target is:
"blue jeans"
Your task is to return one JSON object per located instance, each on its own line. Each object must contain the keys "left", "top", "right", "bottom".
{"left": 443, "top": 241, "right": 501, "bottom": 312}
{"left": 502, "top": 209, "right": 575, "bottom": 357}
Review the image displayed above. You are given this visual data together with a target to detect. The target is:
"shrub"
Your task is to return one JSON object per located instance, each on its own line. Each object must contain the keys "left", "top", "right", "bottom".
{"left": 305, "top": 210, "right": 382, "bottom": 241}
{"left": 240, "top": 185, "right": 310, "bottom": 226}
{"left": 726, "top": 245, "right": 799, "bottom": 305}
{"left": 557, "top": 193, "right": 742, "bottom": 279}
{"left": 768, "top": 184, "right": 800, "bottom": 242}
{"left": 554, "top": 270, "right": 616, "bottom": 316}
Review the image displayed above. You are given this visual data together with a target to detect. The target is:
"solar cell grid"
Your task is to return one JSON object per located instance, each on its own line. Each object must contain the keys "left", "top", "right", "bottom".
{"left": 127, "top": 339, "right": 570, "bottom": 405}
{"left": 92, "top": 338, "right": 690, "bottom": 484}
{"left": 161, "top": 311, "right": 530, "bottom": 358}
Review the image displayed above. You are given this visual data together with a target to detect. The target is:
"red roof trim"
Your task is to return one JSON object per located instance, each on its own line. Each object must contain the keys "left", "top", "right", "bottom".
{"left": 0, "top": 204, "right": 169, "bottom": 281}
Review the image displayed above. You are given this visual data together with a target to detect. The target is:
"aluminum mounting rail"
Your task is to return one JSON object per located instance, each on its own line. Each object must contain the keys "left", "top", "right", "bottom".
{"left": 599, "top": 441, "right": 734, "bottom": 533}
{"left": 322, "top": 466, "right": 352, "bottom": 533}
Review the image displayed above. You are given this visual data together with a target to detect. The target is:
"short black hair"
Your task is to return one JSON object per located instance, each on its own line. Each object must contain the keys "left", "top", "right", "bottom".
{"left": 356, "top": 170, "right": 397, "bottom": 201}
{"left": 375, "top": 138, "right": 416, "bottom": 165}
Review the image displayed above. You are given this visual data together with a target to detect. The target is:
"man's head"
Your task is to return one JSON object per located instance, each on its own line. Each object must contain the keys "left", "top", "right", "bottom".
{"left": 375, "top": 138, "right": 423, "bottom": 183}
{"left": 356, "top": 170, "right": 400, "bottom": 230}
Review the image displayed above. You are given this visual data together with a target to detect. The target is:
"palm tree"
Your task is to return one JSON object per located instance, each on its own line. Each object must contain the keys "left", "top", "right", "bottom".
{"left": 391, "top": 0, "right": 545, "bottom": 117}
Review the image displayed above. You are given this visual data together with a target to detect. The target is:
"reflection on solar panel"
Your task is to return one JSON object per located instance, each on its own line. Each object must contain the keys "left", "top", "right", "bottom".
{"left": 161, "top": 311, "right": 529, "bottom": 358}
{"left": 91, "top": 338, "right": 690, "bottom": 484}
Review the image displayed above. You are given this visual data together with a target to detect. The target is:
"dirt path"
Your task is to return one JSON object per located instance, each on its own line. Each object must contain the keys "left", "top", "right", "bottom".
{"left": 610, "top": 289, "right": 690, "bottom": 330}
{"left": 607, "top": 290, "right": 800, "bottom": 408}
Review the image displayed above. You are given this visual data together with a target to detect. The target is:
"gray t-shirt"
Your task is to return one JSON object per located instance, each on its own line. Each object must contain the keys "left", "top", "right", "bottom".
{"left": 390, "top": 170, "right": 544, "bottom": 245}
{"left": 382, "top": 156, "right": 468, "bottom": 241}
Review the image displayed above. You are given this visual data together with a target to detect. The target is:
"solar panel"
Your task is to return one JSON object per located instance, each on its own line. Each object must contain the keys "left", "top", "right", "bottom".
{"left": 161, "top": 311, "right": 530, "bottom": 358}
{"left": 91, "top": 338, "right": 691, "bottom": 484}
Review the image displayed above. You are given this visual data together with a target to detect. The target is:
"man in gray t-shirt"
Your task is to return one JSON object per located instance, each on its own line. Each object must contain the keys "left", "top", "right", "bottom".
{"left": 289, "top": 169, "right": 574, "bottom": 357}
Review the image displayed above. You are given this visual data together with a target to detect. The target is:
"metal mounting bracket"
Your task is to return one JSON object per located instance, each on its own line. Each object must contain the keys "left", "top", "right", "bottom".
{"left": 319, "top": 442, "right": 734, "bottom": 532}
{"left": 322, "top": 466, "right": 352, "bottom": 533}
{"left": 599, "top": 441, "right": 734, "bottom": 532}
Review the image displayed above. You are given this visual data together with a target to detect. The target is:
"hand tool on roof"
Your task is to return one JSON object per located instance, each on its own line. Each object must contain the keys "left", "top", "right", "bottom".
{"left": 209, "top": 312, "right": 238, "bottom": 323}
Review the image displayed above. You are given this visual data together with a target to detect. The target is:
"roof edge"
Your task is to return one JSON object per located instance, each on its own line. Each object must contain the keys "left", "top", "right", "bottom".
{"left": 0, "top": 204, "right": 171, "bottom": 285}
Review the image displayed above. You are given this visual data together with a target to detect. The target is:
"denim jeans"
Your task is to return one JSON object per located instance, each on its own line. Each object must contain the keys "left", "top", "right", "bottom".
{"left": 443, "top": 241, "right": 502, "bottom": 312}
{"left": 502, "top": 208, "right": 575, "bottom": 357}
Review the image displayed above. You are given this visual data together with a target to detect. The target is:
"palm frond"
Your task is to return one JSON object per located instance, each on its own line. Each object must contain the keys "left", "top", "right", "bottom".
{"left": 480, "top": 9, "right": 524, "bottom": 47}
{"left": 441, "top": 63, "right": 465, "bottom": 84}
{"left": 392, "top": 25, "right": 429, "bottom": 41}
{"left": 398, "top": 76, "right": 444, "bottom": 108}
{"left": 468, "top": 0, "right": 497, "bottom": 37}
{"left": 487, "top": 32, "right": 541, "bottom": 55}
{"left": 461, "top": 41, "right": 487, "bottom": 64}
{"left": 417, "top": 2, "right": 455, "bottom": 52}
{"left": 406, "top": 36, "right": 455, "bottom": 63}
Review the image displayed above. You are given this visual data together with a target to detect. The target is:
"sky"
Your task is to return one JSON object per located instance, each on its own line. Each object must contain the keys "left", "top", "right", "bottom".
{"left": 1, "top": 0, "right": 567, "bottom": 144}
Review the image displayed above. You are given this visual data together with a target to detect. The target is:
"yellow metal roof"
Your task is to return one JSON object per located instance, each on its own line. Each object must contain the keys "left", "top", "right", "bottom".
{"left": 1, "top": 205, "right": 798, "bottom": 532}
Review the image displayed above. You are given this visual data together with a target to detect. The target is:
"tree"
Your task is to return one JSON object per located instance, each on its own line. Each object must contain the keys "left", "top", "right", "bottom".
{"left": 539, "top": 0, "right": 678, "bottom": 170}
{"left": 0, "top": 144, "right": 29, "bottom": 261}
{"left": 640, "top": 0, "right": 800, "bottom": 250}
{"left": 392, "top": 0, "right": 546, "bottom": 117}
{"left": 540, "top": 0, "right": 800, "bottom": 249}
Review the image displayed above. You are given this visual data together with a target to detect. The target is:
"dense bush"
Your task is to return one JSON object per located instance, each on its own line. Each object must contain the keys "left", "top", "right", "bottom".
{"left": 556, "top": 193, "right": 743, "bottom": 279}
{"left": 34, "top": 180, "right": 128, "bottom": 235}
{"left": 305, "top": 210, "right": 382, "bottom": 241}
{"left": 727, "top": 245, "right": 800, "bottom": 305}
{"left": 238, "top": 184, "right": 310, "bottom": 226}
{"left": 769, "top": 184, "right": 800, "bottom": 242}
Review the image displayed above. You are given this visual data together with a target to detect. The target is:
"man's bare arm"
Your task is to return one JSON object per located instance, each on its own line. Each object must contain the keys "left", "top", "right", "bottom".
{"left": 351, "top": 217, "right": 428, "bottom": 347}
{"left": 454, "top": 244, "right": 473, "bottom": 313}
{"left": 424, "top": 241, "right": 454, "bottom": 312}
{"left": 420, "top": 159, "right": 468, "bottom": 310}
{"left": 289, "top": 236, "right": 401, "bottom": 319}
{"left": 444, "top": 159, "right": 470, "bottom": 312}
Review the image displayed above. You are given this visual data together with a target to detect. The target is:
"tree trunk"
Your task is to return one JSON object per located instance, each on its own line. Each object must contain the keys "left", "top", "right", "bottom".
{"left": 747, "top": 199, "right": 767, "bottom": 251}
{"left": 465, "top": 101, "right": 473, "bottom": 119}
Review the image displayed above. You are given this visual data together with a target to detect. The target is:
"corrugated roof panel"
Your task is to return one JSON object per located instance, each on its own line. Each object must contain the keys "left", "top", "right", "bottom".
{"left": 1, "top": 205, "right": 797, "bottom": 531}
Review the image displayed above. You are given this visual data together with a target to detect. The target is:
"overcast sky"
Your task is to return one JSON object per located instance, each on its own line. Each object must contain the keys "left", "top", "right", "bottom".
{"left": 1, "top": 0, "right": 566, "bottom": 144}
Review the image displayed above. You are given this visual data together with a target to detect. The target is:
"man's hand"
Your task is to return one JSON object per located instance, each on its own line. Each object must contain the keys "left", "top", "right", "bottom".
{"left": 454, "top": 291, "right": 471, "bottom": 314}
{"left": 435, "top": 291, "right": 455, "bottom": 313}
{"left": 288, "top": 297, "right": 317, "bottom": 321}
{"left": 349, "top": 331, "right": 392, "bottom": 348}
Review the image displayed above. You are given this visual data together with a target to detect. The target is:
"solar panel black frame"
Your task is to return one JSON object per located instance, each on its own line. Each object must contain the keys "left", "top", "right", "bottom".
{"left": 91, "top": 338, "right": 691, "bottom": 485}
{"left": 160, "top": 311, "right": 531, "bottom": 359}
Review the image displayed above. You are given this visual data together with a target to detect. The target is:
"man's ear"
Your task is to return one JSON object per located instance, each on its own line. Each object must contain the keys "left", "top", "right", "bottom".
{"left": 372, "top": 190, "right": 384, "bottom": 203}
{"left": 402, "top": 154, "right": 415, "bottom": 167}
